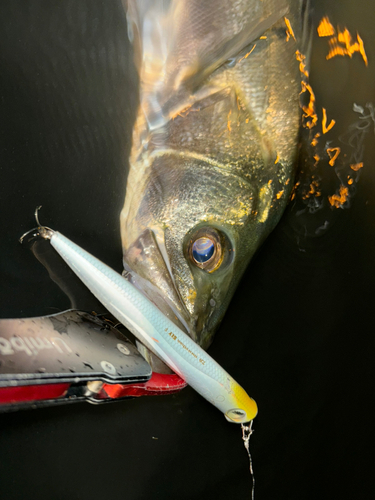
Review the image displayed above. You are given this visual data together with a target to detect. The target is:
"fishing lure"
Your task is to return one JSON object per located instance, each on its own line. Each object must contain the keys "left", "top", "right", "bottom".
{"left": 20, "top": 209, "right": 257, "bottom": 424}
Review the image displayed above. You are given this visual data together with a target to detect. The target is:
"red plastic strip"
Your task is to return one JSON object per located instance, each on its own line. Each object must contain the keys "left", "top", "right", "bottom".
{"left": 0, "top": 383, "right": 70, "bottom": 404}
{"left": 101, "top": 372, "right": 187, "bottom": 399}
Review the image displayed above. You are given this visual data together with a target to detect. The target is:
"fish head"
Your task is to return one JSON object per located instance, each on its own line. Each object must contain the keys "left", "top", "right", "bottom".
{"left": 121, "top": 148, "right": 291, "bottom": 351}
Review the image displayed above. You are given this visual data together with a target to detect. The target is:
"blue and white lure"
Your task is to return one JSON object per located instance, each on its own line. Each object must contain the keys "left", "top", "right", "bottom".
{"left": 20, "top": 209, "right": 257, "bottom": 424}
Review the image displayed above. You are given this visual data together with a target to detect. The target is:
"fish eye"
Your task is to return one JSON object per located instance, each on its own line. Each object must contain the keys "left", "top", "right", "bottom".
{"left": 192, "top": 237, "right": 215, "bottom": 265}
{"left": 187, "top": 227, "right": 229, "bottom": 273}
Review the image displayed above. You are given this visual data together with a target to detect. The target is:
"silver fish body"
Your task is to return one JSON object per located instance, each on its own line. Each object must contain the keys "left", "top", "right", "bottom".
{"left": 121, "top": 0, "right": 311, "bottom": 369}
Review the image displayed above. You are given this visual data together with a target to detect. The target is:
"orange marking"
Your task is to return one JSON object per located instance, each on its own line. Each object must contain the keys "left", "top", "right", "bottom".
{"left": 327, "top": 36, "right": 348, "bottom": 59}
{"left": 260, "top": 36, "right": 267, "bottom": 40}
{"left": 238, "top": 44, "right": 256, "bottom": 63}
{"left": 338, "top": 28, "right": 351, "bottom": 46}
{"left": 311, "top": 132, "right": 320, "bottom": 147}
{"left": 275, "top": 154, "right": 280, "bottom": 164}
{"left": 327, "top": 147, "right": 341, "bottom": 166}
{"left": 317, "top": 17, "right": 336, "bottom": 37}
{"left": 276, "top": 190, "right": 284, "bottom": 199}
{"left": 173, "top": 104, "right": 192, "bottom": 119}
{"left": 303, "top": 181, "right": 321, "bottom": 199}
{"left": 328, "top": 185, "right": 349, "bottom": 208}
{"left": 300, "top": 81, "right": 318, "bottom": 129}
{"left": 296, "top": 50, "right": 316, "bottom": 130}
{"left": 326, "top": 28, "right": 368, "bottom": 66}
{"left": 295, "top": 50, "right": 309, "bottom": 78}
{"left": 357, "top": 34, "right": 368, "bottom": 66}
{"left": 322, "top": 108, "right": 335, "bottom": 134}
{"left": 350, "top": 162, "right": 364, "bottom": 171}
{"left": 227, "top": 110, "right": 232, "bottom": 132}
{"left": 284, "top": 17, "right": 296, "bottom": 42}
{"left": 348, "top": 178, "right": 354, "bottom": 185}
{"left": 290, "top": 180, "right": 300, "bottom": 201}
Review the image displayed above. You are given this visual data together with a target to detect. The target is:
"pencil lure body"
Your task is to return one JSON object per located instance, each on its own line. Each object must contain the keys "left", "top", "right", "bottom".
{"left": 41, "top": 229, "right": 257, "bottom": 423}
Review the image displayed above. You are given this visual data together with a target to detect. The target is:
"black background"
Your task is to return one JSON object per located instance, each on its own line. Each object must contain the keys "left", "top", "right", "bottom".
{"left": 0, "top": 1, "right": 374, "bottom": 499}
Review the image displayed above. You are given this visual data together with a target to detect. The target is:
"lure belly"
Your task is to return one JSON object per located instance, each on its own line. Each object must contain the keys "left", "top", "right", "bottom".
{"left": 21, "top": 219, "right": 257, "bottom": 423}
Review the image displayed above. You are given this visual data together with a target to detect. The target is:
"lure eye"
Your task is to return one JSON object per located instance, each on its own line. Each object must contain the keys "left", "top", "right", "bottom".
{"left": 192, "top": 237, "right": 215, "bottom": 264}
{"left": 225, "top": 408, "right": 248, "bottom": 423}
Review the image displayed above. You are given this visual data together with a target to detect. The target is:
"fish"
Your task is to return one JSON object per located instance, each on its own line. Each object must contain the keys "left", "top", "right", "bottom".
{"left": 120, "top": 0, "right": 312, "bottom": 370}
{"left": 20, "top": 220, "right": 258, "bottom": 423}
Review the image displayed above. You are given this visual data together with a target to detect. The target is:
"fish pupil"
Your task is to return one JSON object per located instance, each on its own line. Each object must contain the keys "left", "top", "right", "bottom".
{"left": 192, "top": 237, "right": 215, "bottom": 264}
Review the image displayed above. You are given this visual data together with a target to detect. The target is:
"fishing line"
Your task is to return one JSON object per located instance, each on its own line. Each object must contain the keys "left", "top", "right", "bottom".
{"left": 241, "top": 420, "right": 255, "bottom": 500}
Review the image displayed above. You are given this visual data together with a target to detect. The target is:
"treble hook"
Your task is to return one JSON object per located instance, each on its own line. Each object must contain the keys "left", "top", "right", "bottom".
{"left": 19, "top": 206, "right": 55, "bottom": 244}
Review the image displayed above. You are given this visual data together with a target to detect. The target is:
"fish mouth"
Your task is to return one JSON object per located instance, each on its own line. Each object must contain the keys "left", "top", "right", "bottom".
{"left": 122, "top": 228, "right": 199, "bottom": 372}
